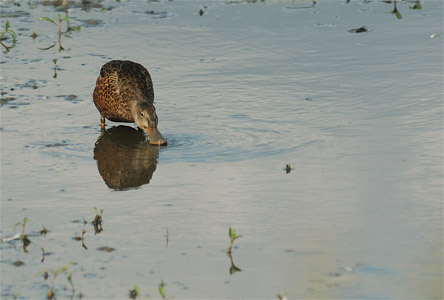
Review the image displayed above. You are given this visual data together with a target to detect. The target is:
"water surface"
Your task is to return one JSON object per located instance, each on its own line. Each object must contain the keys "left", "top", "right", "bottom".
{"left": 1, "top": 0, "right": 443, "bottom": 299}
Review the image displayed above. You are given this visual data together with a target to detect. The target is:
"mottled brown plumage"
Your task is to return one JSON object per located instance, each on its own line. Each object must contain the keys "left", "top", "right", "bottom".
{"left": 93, "top": 60, "right": 166, "bottom": 145}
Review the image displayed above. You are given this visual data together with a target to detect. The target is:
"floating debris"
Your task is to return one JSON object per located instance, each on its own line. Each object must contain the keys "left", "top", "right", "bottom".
{"left": 0, "top": 233, "right": 21, "bottom": 242}
{"left": 430, "top": 34, "right": 439, "bottom": 38}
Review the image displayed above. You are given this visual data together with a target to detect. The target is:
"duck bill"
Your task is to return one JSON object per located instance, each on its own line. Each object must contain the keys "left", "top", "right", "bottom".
{"left": 147, "top": 126, "right": 167, "bottom": 145}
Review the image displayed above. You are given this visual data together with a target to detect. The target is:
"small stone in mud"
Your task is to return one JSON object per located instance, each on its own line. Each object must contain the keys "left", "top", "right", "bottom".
{"left": 97, "top": 246, "right": 115, "bottom": 252}
{"left": 348, "top": 26, "right": 369, "bottom": 33}
{"left": 13, "top": 260, "right": 24, "bottom": 267}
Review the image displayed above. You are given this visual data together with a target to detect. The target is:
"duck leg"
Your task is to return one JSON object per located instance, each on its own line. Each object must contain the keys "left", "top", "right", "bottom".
{"left": 100, "top": 115, "right": 106, "bottom": 129}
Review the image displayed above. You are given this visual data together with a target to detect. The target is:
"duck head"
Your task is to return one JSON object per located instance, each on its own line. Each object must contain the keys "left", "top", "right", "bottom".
{"left": 132, "top": 102, "right": 167, "bottom": 145}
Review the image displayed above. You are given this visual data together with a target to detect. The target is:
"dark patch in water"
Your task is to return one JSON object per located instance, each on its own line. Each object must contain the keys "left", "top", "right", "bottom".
{"left": 80, "top": 19, "right": 103, "bottom": 27}
{"left": 45, "top": 142, "right": 69, "bottom": 148}
{"left": 56, "top": 94, "right": 80, "bottom": 102}
{"left": 348, "top": 26, "right": 370, "bottom": 33}
{"left": 12, "top": 260, "right": 24, "bottom": 267}
{"left": 0, "top": 97, "right": 15, "bottom": 106}
{"left": 97, "top": 246, "right": 115, "bottom": 253}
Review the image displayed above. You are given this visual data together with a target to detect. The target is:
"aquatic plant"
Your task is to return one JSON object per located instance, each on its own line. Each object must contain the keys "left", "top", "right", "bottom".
{"left": 277, "top": 293, "right": 289, "bottom": 300}
{"left": 165, "top": 227, "right": 169, "bottom": 247}
{"left": 390, "top": 0, "right": 402, "bottom": 19}
{"left": 92, "top": 207, "right": 104, "bottom": 234}
{"left": 40, "top": 227, "right": 49, "bottom": 235}
{"left": 13, "top": 217, "right": 28, "bottom": 240}
{"left": 410, "top": 1, "right": 421, "bottom": 10}
{"left": 13, "top": 217, "right": 31, "bottom": 251}
{"left": 38, "top": 13, "right": 73, "bottom": 51}
{"left": 38, "top": 262, "right": 74, "bottom": 300}
{"left": 129, "top": 284, "right": 141, "bottom": 300}
{"left": 0, "top": 20, "right": 17, "bottom": 51}
{"left": 159, "top": 280, "right": 167, "bottom": 300}
{"left": 285, "top": 164, "right": 292, "bottom": 174}
{"left": 39, "top": 13, "right": 69, "bottom": 38}
{"left": 227, "top": 227, "right": 242, "bottom": 254}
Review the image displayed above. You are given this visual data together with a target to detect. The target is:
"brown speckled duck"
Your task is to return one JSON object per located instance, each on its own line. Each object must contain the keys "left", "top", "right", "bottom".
{"left": 93, "top": 60, "right": 167, "bottom": 145}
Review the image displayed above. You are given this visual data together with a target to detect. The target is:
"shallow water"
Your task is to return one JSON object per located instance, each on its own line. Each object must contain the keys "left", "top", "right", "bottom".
{"left": 1, "top": 0, "right": 443, "bottom": 299}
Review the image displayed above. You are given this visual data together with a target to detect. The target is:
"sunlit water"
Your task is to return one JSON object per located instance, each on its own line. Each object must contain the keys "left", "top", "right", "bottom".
{"left": 1, "top": 0, "right": 442, "bottom": 299}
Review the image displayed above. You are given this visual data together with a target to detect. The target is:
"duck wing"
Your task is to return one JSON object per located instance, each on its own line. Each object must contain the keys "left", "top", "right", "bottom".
{"left": 93, "top": 60, "right": 155, "bottom": 122}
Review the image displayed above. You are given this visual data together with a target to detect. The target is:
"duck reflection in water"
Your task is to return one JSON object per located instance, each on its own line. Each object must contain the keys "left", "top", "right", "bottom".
{"left": 93, "top": 125, "right": 161, "bottom": 190}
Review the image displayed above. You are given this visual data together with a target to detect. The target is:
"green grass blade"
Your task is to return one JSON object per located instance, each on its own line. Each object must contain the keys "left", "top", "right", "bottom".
{"left": 39, "top": 17, "right": 56, "bottom": 25}
{"left": 56, "top": 262, "right": 73, "bottom": 275}
{"left": 13, "top": 222, "right": 22, "bottom": 231}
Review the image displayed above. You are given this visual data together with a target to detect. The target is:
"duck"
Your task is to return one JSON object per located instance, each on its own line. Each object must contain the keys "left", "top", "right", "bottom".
{"left": 93, "top": 60, "right": 167, "bottom": 145}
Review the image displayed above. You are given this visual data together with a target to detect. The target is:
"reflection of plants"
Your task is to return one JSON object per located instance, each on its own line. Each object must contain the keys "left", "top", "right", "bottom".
{"left": 52, "top": 59, "right": 58, "bottom": 78}
{"left": 0, "top": 20, "right": 17, "bottom": 51}
{"left": 129, "top": 284, "right": 141, "bottom": 300}
{"left": 227, "top": 227, "right": 242, "bottom": 254}
{"left": 227, "top": 252, "right": 242, "bottom": 275}
{"left": 390, "top": 0, "right": 402, "bottom": 19}
{"left": 74, "top": 228, "right": 88, "bottom": 250}
{"left": 41, "top": 248, "right": 46, "bottom": 263}
{"left": 92, "top": 207, "right": 104, "bottom": 234}
{"left": 38, "top": 262, "right": 74, "bottom": 300}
